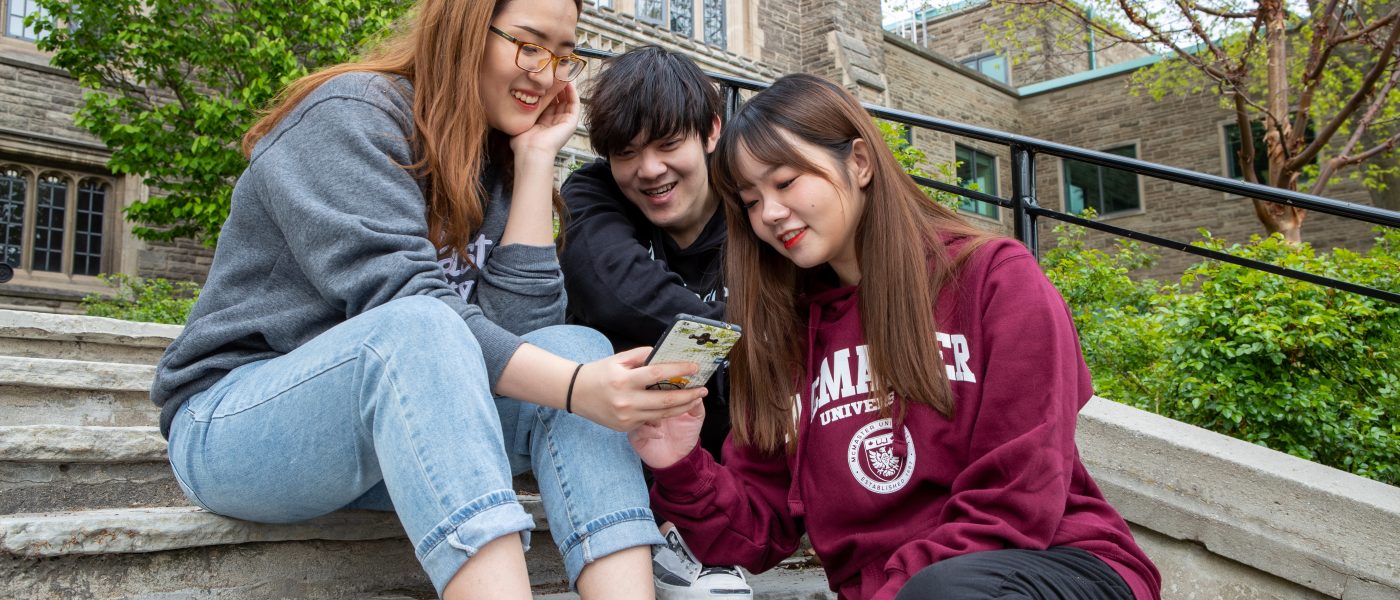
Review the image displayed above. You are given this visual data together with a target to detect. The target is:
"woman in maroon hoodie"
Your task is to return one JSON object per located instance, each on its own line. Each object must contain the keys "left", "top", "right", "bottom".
{"left": 628, "top": 74, "right": 1161, "bottom": 600}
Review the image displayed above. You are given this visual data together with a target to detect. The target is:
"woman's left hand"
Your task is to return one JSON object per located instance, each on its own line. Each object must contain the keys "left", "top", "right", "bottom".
{"left": 510, "top": 82, "right": 581, "bottom": 159}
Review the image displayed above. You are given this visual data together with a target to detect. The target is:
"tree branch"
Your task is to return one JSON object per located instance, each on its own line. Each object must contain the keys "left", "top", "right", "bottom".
{"left": 1292, "top": 0, "right": 1342, "bottom": 147}
{"left": 1287, "top": 14, "right": 1400, "bottom": 170}
{"left": 1194, "top": 4, "right": 1258, "bottom": 19}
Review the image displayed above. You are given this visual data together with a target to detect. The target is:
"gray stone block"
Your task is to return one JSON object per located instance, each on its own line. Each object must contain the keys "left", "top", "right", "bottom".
{"left": 1078, "top": 396, "right": 1400, "bottom": 598}
{"left": 1, "top": 501, "right": 549, "bottom": 559}
{"left": 0, "top": 309, "right": 179, "bottom": 365}
{"left": 0, "top": 357, "right": 158, "bottom": 427}
{"left": 0, "top": 425, "right": 180, "bottom": 514}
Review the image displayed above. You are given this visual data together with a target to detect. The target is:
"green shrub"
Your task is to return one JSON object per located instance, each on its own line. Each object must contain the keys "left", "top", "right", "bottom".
{"left": 1043, "top": 223, "right": 1400, "bottom": 485}
{"left": 82, "top": 274, "right": 201, "bottom": 325}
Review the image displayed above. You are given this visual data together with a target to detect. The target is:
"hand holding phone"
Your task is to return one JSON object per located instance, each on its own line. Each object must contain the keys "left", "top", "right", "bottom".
{"left": 643, "top": 314, "right": 742, "bottom": 390}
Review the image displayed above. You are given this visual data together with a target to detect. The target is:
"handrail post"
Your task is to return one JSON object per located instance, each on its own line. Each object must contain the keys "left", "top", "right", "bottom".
{"left": 1010, "top": 144, "right": 1039, "bottom": 259}
{"left": 723, "top": 84, "right": 743, "bottom": 122}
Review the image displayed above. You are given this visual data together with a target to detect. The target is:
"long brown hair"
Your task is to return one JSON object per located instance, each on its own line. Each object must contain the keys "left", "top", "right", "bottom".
{"left": 711, "top": 74, "right": 997, "bottom": 454}
{"left": 242, "top": 0, "right": 581, "bottom": 257}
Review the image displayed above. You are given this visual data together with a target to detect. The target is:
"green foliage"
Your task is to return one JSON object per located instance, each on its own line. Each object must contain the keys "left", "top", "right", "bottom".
{"left": 82, "top": 274, "right": 201, "bottom": 325}
{"left": 28, "top": 0, "right": 413, "bottom": 245}
{"left": 1043, "top": 222, "right": 1400, "bottom": 485}
{"left": 875, "top": 119, "right": 964, "bottom": 209}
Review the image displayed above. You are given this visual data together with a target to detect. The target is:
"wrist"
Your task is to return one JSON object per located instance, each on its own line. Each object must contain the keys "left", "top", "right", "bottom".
{"left": 513, "top": 147, "right": 559, "bottom": 171}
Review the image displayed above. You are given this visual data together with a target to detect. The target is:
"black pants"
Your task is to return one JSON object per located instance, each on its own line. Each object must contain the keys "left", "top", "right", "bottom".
{"left": 893, "top": 547, "right": 1135, "bottom": 600}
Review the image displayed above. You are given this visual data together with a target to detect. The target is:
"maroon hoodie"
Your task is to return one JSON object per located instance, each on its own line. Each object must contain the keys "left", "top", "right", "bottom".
{"left": 650, "top": 239, "right": 1160, "bottom": 600}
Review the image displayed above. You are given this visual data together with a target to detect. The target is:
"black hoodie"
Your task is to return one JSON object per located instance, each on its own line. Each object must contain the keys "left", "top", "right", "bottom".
{"left": 560, "top": 159, "right": 731, "bottom": 452}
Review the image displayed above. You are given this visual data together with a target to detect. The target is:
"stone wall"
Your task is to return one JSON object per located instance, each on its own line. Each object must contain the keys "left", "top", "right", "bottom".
{"left": 1019, "top": 72, "right": 1379, "bottom": 278}
{"left": 882, "top": 34, "right": 1020, "bottom": 234}
{"left": 136, "top": 239, "right": 215, "bottom": 285}
{"left": 0, "top": 53, "right": 97, "bottom": 144}
{"left": 915, "top": 2, "right": 1149, "bottom": 87}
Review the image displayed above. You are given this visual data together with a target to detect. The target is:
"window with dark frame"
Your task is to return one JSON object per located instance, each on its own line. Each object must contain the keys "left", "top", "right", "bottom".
{"left": 1063, "top": 145, "right": 1141, "bottom": 217}
{"left": 955, "top": 144, "right": 999, "bottom": 219}
{"left": 1224, "top": 120, "right": 1317, "bottom": 184}
{"left": 0, "top": 163, "right": 110, "bottom": 278}
{"left": 1, "top": 166, "right": 25, "bottom": 268}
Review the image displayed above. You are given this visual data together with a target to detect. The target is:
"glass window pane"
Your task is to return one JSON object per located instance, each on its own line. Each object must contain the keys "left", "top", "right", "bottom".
{"left": 1064, "top": 160, "right": 1100, "bottom": 214}
{"left": 703, "top": 0, "right": 726, "bottom": 47}
{"left": 981, "top": 55, "right": 1009, "bottom": 83}
{"left": 955, "top": 145, "right": 998, "bottom": 218}
{"left": 1, "top": 167, "right": 26, "bottom": 268}
{"left": 33, "top": 174, "right": 66, "bottom": 273}
{"left": 638, "top": 0, "right": 665, "bottom": 24}
{"left": 974, "top": 152, "right": 997, "bottom": 195}
{"left": 7, "top": 0, "right": 45, "bottom": 41}
{"left": 670, "top": 0, "right": 693, "bottom": 36}
{"left": 74, "top": 180, "right": 105, "bottom": 276}
{"left": 1102, "top": 167, "right": 1139, "bottom": 215}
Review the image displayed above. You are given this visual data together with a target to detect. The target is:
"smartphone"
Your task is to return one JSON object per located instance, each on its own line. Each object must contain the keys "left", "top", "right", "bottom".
{"left": 643, "top": 314, "right": 742, "bottom": 390}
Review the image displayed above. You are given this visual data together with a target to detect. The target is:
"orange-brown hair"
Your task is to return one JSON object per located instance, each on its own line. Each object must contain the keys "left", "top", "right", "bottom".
{"left": 711, "top": 74, "right": 998, "bottom": 454}
{"left": 242, "top": 0, "right": 581, "bottom": 257}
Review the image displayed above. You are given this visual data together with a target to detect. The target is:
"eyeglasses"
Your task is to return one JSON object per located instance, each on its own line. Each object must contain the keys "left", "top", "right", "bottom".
{"left": 489, "top": 26, "right": 588, "bottom": 82}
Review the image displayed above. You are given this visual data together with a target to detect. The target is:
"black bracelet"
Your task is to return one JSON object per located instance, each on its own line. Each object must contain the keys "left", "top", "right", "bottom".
{"left": 565, "top": 363, "right": 584, "bottom": 414}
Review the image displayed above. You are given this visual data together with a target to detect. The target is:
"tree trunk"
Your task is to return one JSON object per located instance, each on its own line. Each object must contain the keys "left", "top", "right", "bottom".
{"left": 1257, "top": 0, "right": 1308, "bottom": 243}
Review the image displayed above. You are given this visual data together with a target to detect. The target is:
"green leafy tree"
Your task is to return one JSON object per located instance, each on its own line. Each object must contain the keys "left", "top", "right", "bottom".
{"left": 29, "top": 0, "right": 413, "bottom": 244}
{"left": 989, "top": 0, "right": 1400, "bottom": 242}
{"left": 1043, "top": 223, "right": 1400, "bottom": 484}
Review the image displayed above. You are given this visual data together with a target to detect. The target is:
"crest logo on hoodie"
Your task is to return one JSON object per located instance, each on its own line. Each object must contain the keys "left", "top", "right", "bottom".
{"left": 847, "top": 418, "right": 916, "bottom": 494}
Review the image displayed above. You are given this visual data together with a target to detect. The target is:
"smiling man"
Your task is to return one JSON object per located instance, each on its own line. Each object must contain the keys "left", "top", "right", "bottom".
{"left": 560, "top": 46, "right": 750, "bottom": 600}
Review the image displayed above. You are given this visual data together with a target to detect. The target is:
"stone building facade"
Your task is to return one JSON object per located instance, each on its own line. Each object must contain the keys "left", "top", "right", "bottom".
{"left": 0, "top": 0, "right": 1387, "bottom": 311}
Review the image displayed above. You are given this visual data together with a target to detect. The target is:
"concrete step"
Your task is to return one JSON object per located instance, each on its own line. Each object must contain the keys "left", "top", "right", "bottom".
{"left": 0, "top": 425, "right": 182, "bottom": 514}
{"left": 0, "top": 356, "right": 157, "bottom": 426}
{"left": 1, "top": 502, "right": 563, "bottom": 598}
{"left": 0, "top": 309, "right": 179, "bottom": 365}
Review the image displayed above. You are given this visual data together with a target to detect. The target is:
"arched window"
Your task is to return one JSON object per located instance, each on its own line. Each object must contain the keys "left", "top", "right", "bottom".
{"left": 0, "top": 165, "right": 27, "bottom": 269}
{"left": 33, "top": 172, "right": 69, "bottom": 272}
{"left": 0, "top": 161, "right": 113, "bottom": 281}
{"left": 75, "top": 178, "right": 107, "bottom": 276}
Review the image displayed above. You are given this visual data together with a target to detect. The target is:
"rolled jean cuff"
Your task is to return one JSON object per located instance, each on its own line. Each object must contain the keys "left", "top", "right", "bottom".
{"left": 417, "top": 489, "right": 536, "bottom": 594}
{"left": 558, "top": 507, "right": 666, "bottom": 589}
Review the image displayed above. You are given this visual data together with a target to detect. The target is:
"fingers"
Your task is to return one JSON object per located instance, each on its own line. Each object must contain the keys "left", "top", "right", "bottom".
{"left": 615, "top": 346, "right": 653, "bottom": 368}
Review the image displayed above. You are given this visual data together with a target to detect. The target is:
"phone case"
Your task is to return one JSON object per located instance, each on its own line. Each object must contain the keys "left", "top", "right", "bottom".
{"left": 644, "top": 314, "right": 743, "bottom": 390}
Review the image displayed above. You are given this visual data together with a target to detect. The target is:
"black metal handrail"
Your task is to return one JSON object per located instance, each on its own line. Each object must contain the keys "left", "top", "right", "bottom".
{"left": 578, "top": 48, "right": 1400, "bottom": 304}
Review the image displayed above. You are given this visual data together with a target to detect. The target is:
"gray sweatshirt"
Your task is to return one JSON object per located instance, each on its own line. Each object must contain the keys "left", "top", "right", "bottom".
{"left": 150, "top": 73, "right": 566, "bottom": 438}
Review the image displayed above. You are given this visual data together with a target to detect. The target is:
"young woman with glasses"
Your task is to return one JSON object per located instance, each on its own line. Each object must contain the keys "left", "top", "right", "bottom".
{"left": 152, "top": 1, "right": 698, "bottom": 598}
{"left": 630, "top": 75, "right": 1162, "bottom": 600}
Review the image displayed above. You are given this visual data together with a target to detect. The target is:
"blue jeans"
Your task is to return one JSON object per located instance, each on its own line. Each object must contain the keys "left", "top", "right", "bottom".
{"left": 167, "top": 296, "right": 663, "bottom": 593}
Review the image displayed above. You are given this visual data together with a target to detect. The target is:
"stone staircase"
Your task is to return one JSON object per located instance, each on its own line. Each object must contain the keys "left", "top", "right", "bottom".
{"left": 0, "top": 309, "right": 833, "bottom": 599}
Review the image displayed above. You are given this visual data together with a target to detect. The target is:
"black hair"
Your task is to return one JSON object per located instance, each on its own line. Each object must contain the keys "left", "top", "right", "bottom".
{"left": 585, "top": 45, "right": 723, "bottom": 158}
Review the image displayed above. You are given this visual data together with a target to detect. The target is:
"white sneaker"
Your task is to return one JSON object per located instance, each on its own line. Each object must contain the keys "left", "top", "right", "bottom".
{"left": 652, "top": 528, "right": 754, "bottom": 599}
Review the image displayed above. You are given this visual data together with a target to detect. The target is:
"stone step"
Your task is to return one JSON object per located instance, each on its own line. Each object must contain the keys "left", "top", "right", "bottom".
{"left": 1, "top": 503, "right": 562, "bottom": 598}
{"left": 0, "top": 309, "right": 179, "bottom": 365}
{"left": 0, "top": 425, "right": 543, "bottom": 515}
{"left": 0, "top": 425, "right": 181, "bottom": 514}
{"left": 0, "top": 356, "right": 158, "bottom": 426}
